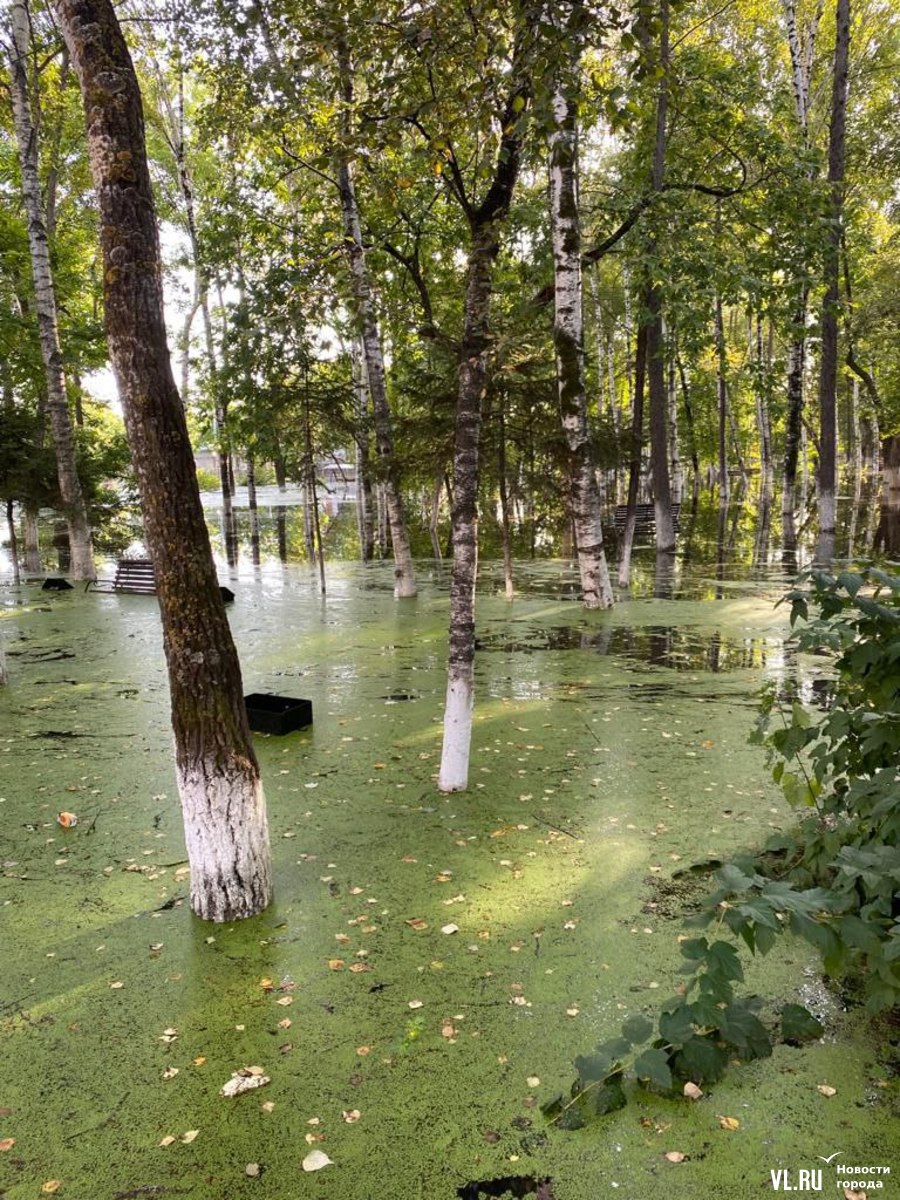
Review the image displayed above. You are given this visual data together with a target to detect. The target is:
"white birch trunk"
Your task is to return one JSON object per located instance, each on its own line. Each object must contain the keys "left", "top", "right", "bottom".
{"left": 549, "top": 85, "right": 613, "bottom": 610}
{"left": 8, "top": 1, "right": 94, "bottom": 580}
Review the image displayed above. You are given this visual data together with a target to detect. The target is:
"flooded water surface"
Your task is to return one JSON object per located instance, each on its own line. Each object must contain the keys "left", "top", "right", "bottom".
{"left": 0, "top": 547, "right": 896, "bottom": 1200}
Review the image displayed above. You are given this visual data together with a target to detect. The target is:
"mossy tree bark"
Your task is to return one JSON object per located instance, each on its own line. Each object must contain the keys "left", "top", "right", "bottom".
{"left": 548, "top": 68, "right": 613, "bottom": 610}
{"left": 54, "top": 0, "right": 272, "bottom": 921}
{"left": 7, "top": 0, "right": 95, "bottom": 581}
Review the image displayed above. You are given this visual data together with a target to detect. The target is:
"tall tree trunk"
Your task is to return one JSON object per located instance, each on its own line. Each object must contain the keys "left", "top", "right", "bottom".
{"left": 352, "top": 340, "right": 375, "bottom": 561}
{"left": 548, "top": 80, "right": 613, "bottom": 609}
{"left": 715, "top": 293, "right": 730, "bottom": 504}
{"left": 438, "top": 57, "right": 531, "bottom": 791}
{"left": 817, "top": 0, "right": 850, "bottom": 534}
{"left": 8, "top": 0, "right": 95, "bottom": 580}
{"left": 644, "top": 0, "right": 676, "bottom": 551}
{"left": 336, "top": 41, "right": 415, "bottom": 598}
{"left": 782, "top": 303, "right": 807, "bottom": 520}
{"left": 755, "top": 314, "right": 774, "bottom": 499}
{"left": 6, "top": 500, "right": 20, "bottom": 584}
{"left": 618, "top": 323, "right": 648, "bottom": 587}
{"left": 676, "top": 355, "right": 700, "bottom": 480}
{"left": 56, "top": 0, "right": 271, "bottom": 921}
{"left": 497, "top": 397, "right": 514, "bottom": 600}
{"left": 23, "top": 506, "right": 42, "bottom": 573}
{"left": 246, "top": 454, "right": 260, "bottom": 565}
{"left": 666, "top": 323, "right": 682, "bottom": 503}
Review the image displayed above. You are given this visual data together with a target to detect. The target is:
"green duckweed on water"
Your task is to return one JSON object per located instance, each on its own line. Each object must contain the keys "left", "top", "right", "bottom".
{"left": 1, "top": 557, "right": 897, "bottom": 1200}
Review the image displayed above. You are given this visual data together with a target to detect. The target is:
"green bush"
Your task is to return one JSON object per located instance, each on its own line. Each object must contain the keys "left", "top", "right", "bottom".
{"left": 551, "top": 568, "right": 900, "bottom": 1128}
{"left": 196, "top": 467, "right": 220, "bottom": 493}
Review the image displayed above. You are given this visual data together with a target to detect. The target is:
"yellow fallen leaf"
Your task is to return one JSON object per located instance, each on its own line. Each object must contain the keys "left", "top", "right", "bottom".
{"left": 158, "top": 1135, "right": 176, "bottom": 1147}
{"left": 192, "top": 1056, "right": 206, "bottom": 1066}
{"left": 260, "top": 1101, "right": 275, "bottom": 1113}
{"left": 718, "top": 1116, "right": 740, "bottom": 1131}
{"left": 57, "top": 811, "right": 78, "bottom": 828}
{"left": 328, "top": 959, "right": 345, "bottom": 971}
{"left": 41, "top": 1181, "right": 62, "bottom": 1193}
{"left": 275, "top": 996, "right": 293, "bottom": 1005}
{"left": 180, "top": 1130, "right": 199, "bottom": 1144}
{"left": 259, "top": 977, "right": 274, "bottom": 990}
{"left": 408, "top": 1000, "right": 424, "bottom": 1009}
{"left": 817, "top": 1085, "right": 837, "bottom": 1098}
{"left": 526, "top": 1076, "right": 540, "bottom": 1087}
{"left": 683, "top": 1082, "right": 703, "bottom": 1100}
{"left": 305, "top": 1132, "right": 326, "bottom": 1144}
{"left": 335, "top": 933, "right": 351, "bottom": 944}
{"left": 342, "top": 1109, "right": 361, "bottom": 1123}
{"left": 356, "top": 1046, "right": 372, "bottom": 1056}
{"left": 565, "top": 1006, "right": 580, "bottom": 1017}
{"left": 349, "top": 962, "right": 371, "bottom": 973}
{"left": 441, "top": 1023, "right": 456, "bottom": 1039}
{"left": 277, "top": 1018, "right": 292, "bottom": 1029}
{"left": 307, "top": 1117, "right": 320, "bottom": 1126}
{"left": 302, "top": 1150, "right": 333, "bottom": 1171}
{"left": 0, "top": 1139, "right": 15, "bottom": 1152}
{"left": 162, "top": 1067, "right": 179, "bottom": 1080}
{"left": 405, "top": 918, "right": 429, "bottom": 931}
{"left": 664, "top": 1151, "right": 686, "bottom": 1163}
{"left": 109, "top": 980, "right": 125, "bottom": 989}
{"left": 435, "top": 872, "right": 452, "bottom": 883}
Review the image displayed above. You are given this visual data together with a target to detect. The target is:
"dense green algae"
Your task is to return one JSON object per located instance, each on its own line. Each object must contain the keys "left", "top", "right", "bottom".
{"left": 1, "top": 560, "right": 897, "bottom": 1200}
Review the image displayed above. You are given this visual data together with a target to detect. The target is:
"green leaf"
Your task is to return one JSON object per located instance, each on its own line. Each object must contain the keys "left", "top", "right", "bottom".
{"left": 621, "top": 1013, "right": 654, "bottom": 1045}
{"left": 634, "top": 1048, "right": 673, "bottom": 1091}
{"left": 658, "top": 1005, "right": 695, "bottom": 1047}
{"left": 671, "top": 1034, "right": 729, "bottom": 1083}
{"left": 705, "top": 941, "right": 744, "bottom": 983}
{"left": 593, "top": 1075, "right": 627, "bottom": 1116}
{"left": 718, "top": 1005, "right": 772, "bottom": 1060}
{"left": 780, "top": 1004, "right": 824, "bottom": 1045}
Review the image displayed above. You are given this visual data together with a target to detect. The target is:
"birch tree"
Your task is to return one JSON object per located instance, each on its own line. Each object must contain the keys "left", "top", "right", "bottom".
{"left": 54, "top": 0, "right": 272, "bottom": 922}
{"left": 6, "top": 0, "right": 95, "bottom": 580}
{"left": 548, "top": 5, "right": 613, "bottom": 610}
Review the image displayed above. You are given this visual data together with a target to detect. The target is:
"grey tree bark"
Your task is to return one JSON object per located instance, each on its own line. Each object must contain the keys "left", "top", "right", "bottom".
{"left": 7, "top": 0, "right": 95, "bottom": 580}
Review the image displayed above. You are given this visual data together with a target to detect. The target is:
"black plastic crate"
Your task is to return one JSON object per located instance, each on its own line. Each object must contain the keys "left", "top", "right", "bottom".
{"left": 244, "top": 693, "right": 313, "bottom": 735}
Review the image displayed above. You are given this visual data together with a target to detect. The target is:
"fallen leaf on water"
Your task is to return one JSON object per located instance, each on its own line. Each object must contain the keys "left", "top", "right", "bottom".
{"left": 162, "top": 1067, "right": 179, "bottom": 1080}
{"left": 259, "top": 977, "right": 274, "bottom": 990}
{"left": 220, "top": 1073, "right": 270, "bottom": 1098}
{"left": 817, "top": 1085, "right": 837, "bottom": 1098}
{"left": 57, "top": 812, "right": 77, "bottom": 828}
{"left": 845, "top": 1192, "right": 866, "bottom": 1200}
{"left": 279, "top": 1042, "right": 293, "bottom": 1055}
{"left": 511, "top": 996, "right": 528, "bottom": 1007}
{"left": 441, "top": 923, "right": 459, "bottom": 935}
{"left": 484, "top": 1129, "right": 501, "bottom": 1144}
{"left": 41, "top": 1181, "right": 61, "bottom": 1193}
{"left": 342, "top": 1109, "right": 360, "bottom": 1123}
{"left": 683, "top": 1082, "right": 703, "bottom": 1100}
{"left": 277, "top": 1018, "right": 292, "bottom": 1030}
{"left": 260, "top": 1101, "right": 275, "bottom": 1113}
{"left": 718, "top": 1116, "right": 740, "bottom": 1131}
{"left": 192, "top": 1056, "right": 206, "bottom": 1066}
{"left": 305, "top": 1133, "right": 326, "bottom": 1144}
{"left": 441, "top": 1023, "right": 456, "bottom": 1039}
{"left": 349, "top": 963, "right": 372, "bottom": 973}
{"left": 302, "top": 1150, "right": 333, "bottom": 1172}
{"left": 664, "top": 1152, "right": 686, "bottom": 1163}
{"left": 159, "top": 1027, "right": 178, "bottom": 1043}
{"left": 158, "top": 1135, "right": 176, "bottom": 1147}
{"left": 526, "top": 1076, "right": 540, "bottom": 1088}
{"left": 109, "top": 980, "right": 125, "bottom": 989}
{"left": 307, "top": 1118, "right": 320, "bottom": 1126}
{"left": 401, "top": 855, "right": 417, "bottom": 863}
{"left": 349, "top": 887, "right": 364, "bottom": 896}
{"left": 334, "top": 934, "right": 351, "bottom": 945}
{"left": 328, "top": 959, "right": 345, "bottom": 971}
{"left": 408, "top": 1000, "right": 424, "bottom": 1009}
{"left": 563, "top": 920, "right": 578, "bottom": 930}
{"left": 275, "top": 996, "right": 293, "bottom": 1006}
{"left": 565, "top": 1006, "right": 580, "bottom": 1017}
{"left": 245, "top": 1164, "right": 260, "bottom": 1178}
{"left": 243, "top": 1066, "right": 266, "bottom": 1077}
{"left": 0, "top": 1139, "right": 15, "bottom": 1152}
{"left": 180, "top": 1130, "right": 199, "bottom": 1144}
{"left": 435, "top": 872, "right": 452, "bottom": 883}
{"left": 405, "top": 918, "right": 428, "bottom": 931}
{"left": 356, "top": 1046, "right": 372, "bottom": 1056}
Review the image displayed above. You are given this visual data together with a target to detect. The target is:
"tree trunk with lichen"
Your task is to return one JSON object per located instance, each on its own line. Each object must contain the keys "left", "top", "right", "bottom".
{"left": 55, "top": 0, "right": 271, "bottom": 921}
{"left": 549, "top": 81, "right": 613, "bottom": 610}
{"left": 7, "top": 0, "right": 95, "bottom": 581}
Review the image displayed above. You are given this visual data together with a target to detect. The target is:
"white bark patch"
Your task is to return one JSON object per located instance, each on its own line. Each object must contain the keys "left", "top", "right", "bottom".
{"left": 177, "top": 757, "right": 272, "bottom": 922}
{"left": 438, "top": 675, "right": 474, "bottom": 792}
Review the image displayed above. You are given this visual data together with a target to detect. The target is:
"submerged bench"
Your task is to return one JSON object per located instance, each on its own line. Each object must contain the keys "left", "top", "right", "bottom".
{"left": 613, "top": 502, "right": 681, "bottom": 532}
{"left": 87, "top": 558, "right": 235, "bottom": 603}
{"left": 88, "top": 557, "right": 156, "bottom": 594}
